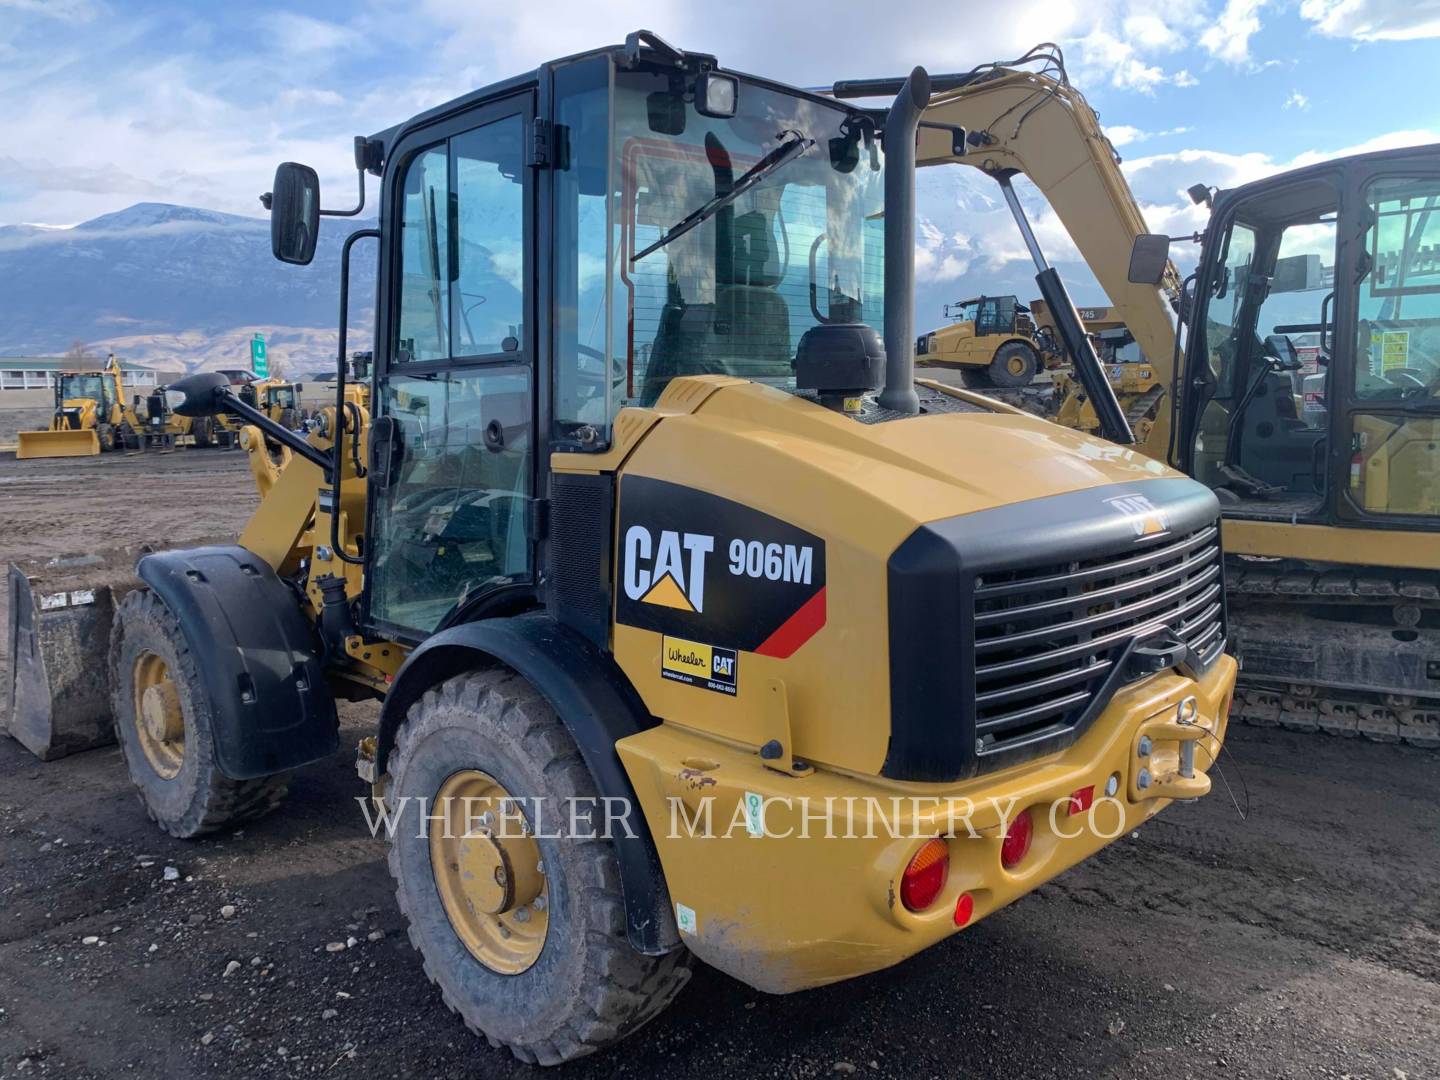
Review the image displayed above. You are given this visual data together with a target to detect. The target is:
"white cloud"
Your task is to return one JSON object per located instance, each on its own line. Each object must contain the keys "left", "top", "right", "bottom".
{"left": 1299, "top": 0, "right": 1440, "bottom": 41}
{"left": 0, "top": 0, "right": 103, "bottom": 22}
{"left": 1105, "top": 124, "right": 1192, "bottom": 147}
{"left": 264, "top": 13, "right": 363, "bottom": 58}
{"left": 1284, "top": 90, "right": 1310, "bottom": 109}
{"left": 1079, "top": 27, "right": 1195, "bottom": 93}
{"left": 1199, "top": 0, "right": 1269, "bottom": 65}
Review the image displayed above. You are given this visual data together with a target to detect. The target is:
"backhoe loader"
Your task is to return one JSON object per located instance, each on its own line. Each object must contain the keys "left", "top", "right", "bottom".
{"left": 5, "top": 33, "right": 1237, "bottom": 1063}
{"left": 16, "top": 353, "right": 140, "bottom": 458}
{"left": 832, "top": 45, "right": 1438, "bottom": 745}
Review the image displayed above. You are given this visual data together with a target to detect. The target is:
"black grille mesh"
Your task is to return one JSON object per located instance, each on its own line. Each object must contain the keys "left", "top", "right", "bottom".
{"left": 971, "top": 523, "right": 1224, "bottom": 756}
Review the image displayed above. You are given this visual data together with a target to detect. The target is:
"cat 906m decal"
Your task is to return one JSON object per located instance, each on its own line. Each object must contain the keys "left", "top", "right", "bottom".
{"left": 616, "top": 476, "right": 827, "bottom": 657}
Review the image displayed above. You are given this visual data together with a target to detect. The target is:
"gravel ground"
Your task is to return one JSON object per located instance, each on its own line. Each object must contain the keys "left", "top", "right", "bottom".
{"left": 0, "top": 448, "right": 1437, "bottom": 1080}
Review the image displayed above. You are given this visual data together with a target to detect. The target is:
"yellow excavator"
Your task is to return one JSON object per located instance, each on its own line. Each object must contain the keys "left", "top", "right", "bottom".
{"left": 6, "top": 32, "right": 1239, "bottom": 1061}
{"left": 832, "top": 44, "right": 1439, "bottom": 745}
{"left": 16, "top": 353, "right": 141, "bottom": 458}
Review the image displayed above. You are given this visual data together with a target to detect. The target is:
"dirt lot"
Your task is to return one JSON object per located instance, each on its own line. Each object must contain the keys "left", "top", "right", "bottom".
{"left": 0, "top": 447, "right": 1437, "bottom": 1080}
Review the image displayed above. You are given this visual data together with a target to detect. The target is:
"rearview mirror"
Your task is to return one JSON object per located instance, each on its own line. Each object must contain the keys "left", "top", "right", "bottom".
{"left": 1263, "top": 333, "right": 1299, "bottom": 370}
{"left": 646, "top": 91, "right": 686, "bottom": 136}
{"left": 1127, "top": 233, "right": 1171, "bottom": 285}
{"left": 270, "top": 162, "right": 320, "bottom": 265}
{"left": 168, "top": 372, "right": 230, "bottom": 417}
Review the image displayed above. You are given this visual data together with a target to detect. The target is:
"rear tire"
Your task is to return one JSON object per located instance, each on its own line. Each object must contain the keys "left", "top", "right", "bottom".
{"left": 191, "top": 417, "right": 214, "bottom": 448}
{"left": 108, "top": 589, "right": 288, "bottom": 838}
{"left": 387, "top": 669, "right": 692, "bottom": 1065}
{"left": 987, "top": 342, "right": 1038, "bottom": 388}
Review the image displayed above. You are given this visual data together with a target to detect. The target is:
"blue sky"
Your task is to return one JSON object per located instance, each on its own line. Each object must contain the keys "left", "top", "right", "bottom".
{"left": 2, "top": 0, "right": 1438, "bottom": 309}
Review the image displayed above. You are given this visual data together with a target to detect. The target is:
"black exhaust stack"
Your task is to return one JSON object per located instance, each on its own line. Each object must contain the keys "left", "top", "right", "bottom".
{"left": 877, "top": 66, "right": 930, "bottom": 416}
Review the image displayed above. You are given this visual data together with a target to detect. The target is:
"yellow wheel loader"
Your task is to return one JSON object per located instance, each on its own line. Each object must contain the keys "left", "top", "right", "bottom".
{"left": 6, "top": 33, "right": 1238, "bottom": 1063}
{"left": 835, "top": 45, "right": 1439, "bottom": 746}
{"left": 16, "top": 353, "right": 140, "bottom": 459}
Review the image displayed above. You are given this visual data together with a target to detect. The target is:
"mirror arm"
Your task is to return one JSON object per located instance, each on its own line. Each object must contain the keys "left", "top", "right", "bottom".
{"left": 320, "top": 164, "right": 367, "bottom": 219}
{"left": 213, "top": 388, "right": 333, "bottom": 472}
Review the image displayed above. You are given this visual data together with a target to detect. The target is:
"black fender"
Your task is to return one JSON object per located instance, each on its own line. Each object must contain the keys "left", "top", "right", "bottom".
{"left": 375, "top": 612, "right": 680, "bottom": 956}
{"left": 136, "top": 546, "right": 338, "bottom": 780}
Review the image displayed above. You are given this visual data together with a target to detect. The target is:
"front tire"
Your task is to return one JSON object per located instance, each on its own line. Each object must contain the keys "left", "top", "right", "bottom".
{"left": 987, "top": 342, "right": 1038, "bottom": 388}
{"left": 108, "top": 589, "right": 288, "bottom": 837}
{"left": 387, "top": 669, "right": 691, "bottom": 1065}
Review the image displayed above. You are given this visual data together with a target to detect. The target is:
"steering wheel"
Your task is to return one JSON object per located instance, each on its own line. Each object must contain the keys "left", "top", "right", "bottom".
{"left": 1383, "top": 367, "right": 1428, "bottom": 390}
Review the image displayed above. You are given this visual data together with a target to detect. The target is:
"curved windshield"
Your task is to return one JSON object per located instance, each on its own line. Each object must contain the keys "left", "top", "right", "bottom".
{"left": 610, "top": 71, "right": 885, "bottom": 413}
{"left": 59, "top": 374, "right": 105, "bottom": 401}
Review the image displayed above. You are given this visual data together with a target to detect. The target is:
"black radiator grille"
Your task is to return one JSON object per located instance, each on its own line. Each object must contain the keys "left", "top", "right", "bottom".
{"left": 971, "top": 523, "right": 1224, "bottom": 756}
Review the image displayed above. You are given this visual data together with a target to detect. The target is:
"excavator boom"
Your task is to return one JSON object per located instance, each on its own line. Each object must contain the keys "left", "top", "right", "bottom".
{"left": 836, "top": 45, "right": 1182, "bottom": 455}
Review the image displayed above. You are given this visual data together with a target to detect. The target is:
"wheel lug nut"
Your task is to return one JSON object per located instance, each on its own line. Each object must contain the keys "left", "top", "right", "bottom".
{"left": 1137, "top": 768, "right": 1152, "bottom": 790}
{"left": 1138, "top": 736, "right": 1153, "bottom": 757}
{"left": 514, "top": 907, "right": 530, "bottom": 923}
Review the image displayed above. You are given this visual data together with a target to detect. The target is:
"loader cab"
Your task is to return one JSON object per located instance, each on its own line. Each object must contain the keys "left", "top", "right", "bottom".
{"left": 342, "top": 42, "right": 886, "bottom": 641}
{"left": 1177, "top": 145, "right": 1440, "bottom": 527}
{"left": 55, "top": 371, "right": 116, "bottom": 427}
{"left": 57, "top": 372, "right": 112, "bottom": 408}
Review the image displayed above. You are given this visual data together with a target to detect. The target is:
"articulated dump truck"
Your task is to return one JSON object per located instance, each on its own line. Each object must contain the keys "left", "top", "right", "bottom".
{"left": 5, "top": 32, "right": 1238, "bottom": 1064}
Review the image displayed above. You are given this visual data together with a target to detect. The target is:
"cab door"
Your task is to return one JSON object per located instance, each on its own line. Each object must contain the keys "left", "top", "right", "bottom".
{"left": 1332, "top": 155, "right": 1440, "bottom": 526}
{"left": 365, "top": 93, "right": 537, "bottom": 640}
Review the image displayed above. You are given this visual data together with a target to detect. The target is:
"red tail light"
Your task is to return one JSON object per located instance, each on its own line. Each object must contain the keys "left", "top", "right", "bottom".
{"left": 1001, "top": 808, "right": 1033, "bottom": 869}
{"left": 953, "top": 892, "right": 974, "bottom": 927}
{"left": 901, "top": 838, "right": 949, "bottom": 912}
{"left": 1068, "top": 785, "right": 1095, "bottom": 816}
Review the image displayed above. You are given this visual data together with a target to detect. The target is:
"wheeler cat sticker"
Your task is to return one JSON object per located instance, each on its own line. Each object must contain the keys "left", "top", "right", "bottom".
{"left": 617, "top": 476, "right": 827, "bottom": 657}
{"left": 661, "top": 636, "right": 738, "bottom": 695}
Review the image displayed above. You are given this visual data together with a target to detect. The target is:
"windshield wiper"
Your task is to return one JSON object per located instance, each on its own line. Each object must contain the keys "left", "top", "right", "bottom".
{"left": 632, "top": 130, "right": 813, "bottom": 263}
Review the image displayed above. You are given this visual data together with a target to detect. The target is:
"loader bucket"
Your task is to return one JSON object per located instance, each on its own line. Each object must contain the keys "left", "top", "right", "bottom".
{"left": 5, "top": 563, "right": 116, "bottom": 759}
{"left": 16, "top": 428, "right": 101, "bottom": 459}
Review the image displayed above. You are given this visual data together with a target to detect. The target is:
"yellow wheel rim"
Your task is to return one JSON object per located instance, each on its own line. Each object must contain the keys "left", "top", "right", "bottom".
{"left": 429, "top": 769, "right": 548, "bottom": 974}
{"left": 1008, "top": 354, "right": 1027, "bottom": 376}
{"left": 132, "top": 652, "right": 184, "bottom": 779}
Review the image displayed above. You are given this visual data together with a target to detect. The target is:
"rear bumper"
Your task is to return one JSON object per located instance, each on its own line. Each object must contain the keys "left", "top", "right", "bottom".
{"left": 618, "top": 654, "right": 1235, "bottom": 993}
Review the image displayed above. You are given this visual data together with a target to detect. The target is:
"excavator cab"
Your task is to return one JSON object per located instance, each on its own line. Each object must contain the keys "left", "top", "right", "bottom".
{"left": 1173, "top": 147, "right": 1440, "bottom": 526}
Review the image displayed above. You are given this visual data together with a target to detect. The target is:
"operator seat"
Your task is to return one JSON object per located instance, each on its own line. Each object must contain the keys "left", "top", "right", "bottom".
{"left": 639, "top": 209, "right": 793, "bottom": 403}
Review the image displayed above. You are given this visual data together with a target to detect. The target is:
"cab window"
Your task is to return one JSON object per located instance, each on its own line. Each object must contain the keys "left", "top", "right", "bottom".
{"left": 1345, "top": 175, "right": 1440, "bottom": 518}
{"left": 394, "top": 117, "right": 525, "bottom": 363}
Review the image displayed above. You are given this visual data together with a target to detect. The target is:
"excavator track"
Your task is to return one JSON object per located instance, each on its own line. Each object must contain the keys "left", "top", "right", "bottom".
{"left": 1123, "top": 384, "right": 1165, "bottom": 426}
{"left": 1225, "top": 557, "right": 1440, "bottom": 749}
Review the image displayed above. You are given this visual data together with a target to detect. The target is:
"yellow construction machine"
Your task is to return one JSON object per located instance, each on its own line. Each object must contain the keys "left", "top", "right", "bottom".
{"left": 239, "top": 377, "right": 306, "bottom": 429}
{"left": 916, "top": 294, "right": 1136, "bottom": 388}
{"left": 7, "top": 33, "right": 1238, "bottom": 1062}
{"left": 831, "top": 44, "right": 1438, "bottom": 745}
{"left": 915, "top": 293, "right": 1060, "bottom": 386}
{"left": 16, "top": 353, "right": 140, "bottom": 458}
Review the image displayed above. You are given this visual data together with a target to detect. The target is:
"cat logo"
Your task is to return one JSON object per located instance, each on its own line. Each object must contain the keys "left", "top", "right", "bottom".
{"left": 623, "top": 526, "right": 715, "bottom": 613}
{"left": 1104, "top": 493, "right": 1170, "bottom": 540}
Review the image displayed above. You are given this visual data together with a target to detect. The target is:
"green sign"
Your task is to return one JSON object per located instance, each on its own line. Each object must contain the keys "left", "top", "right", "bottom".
{"left": 251, "top": 334, "right": 268, "bottom": 378}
